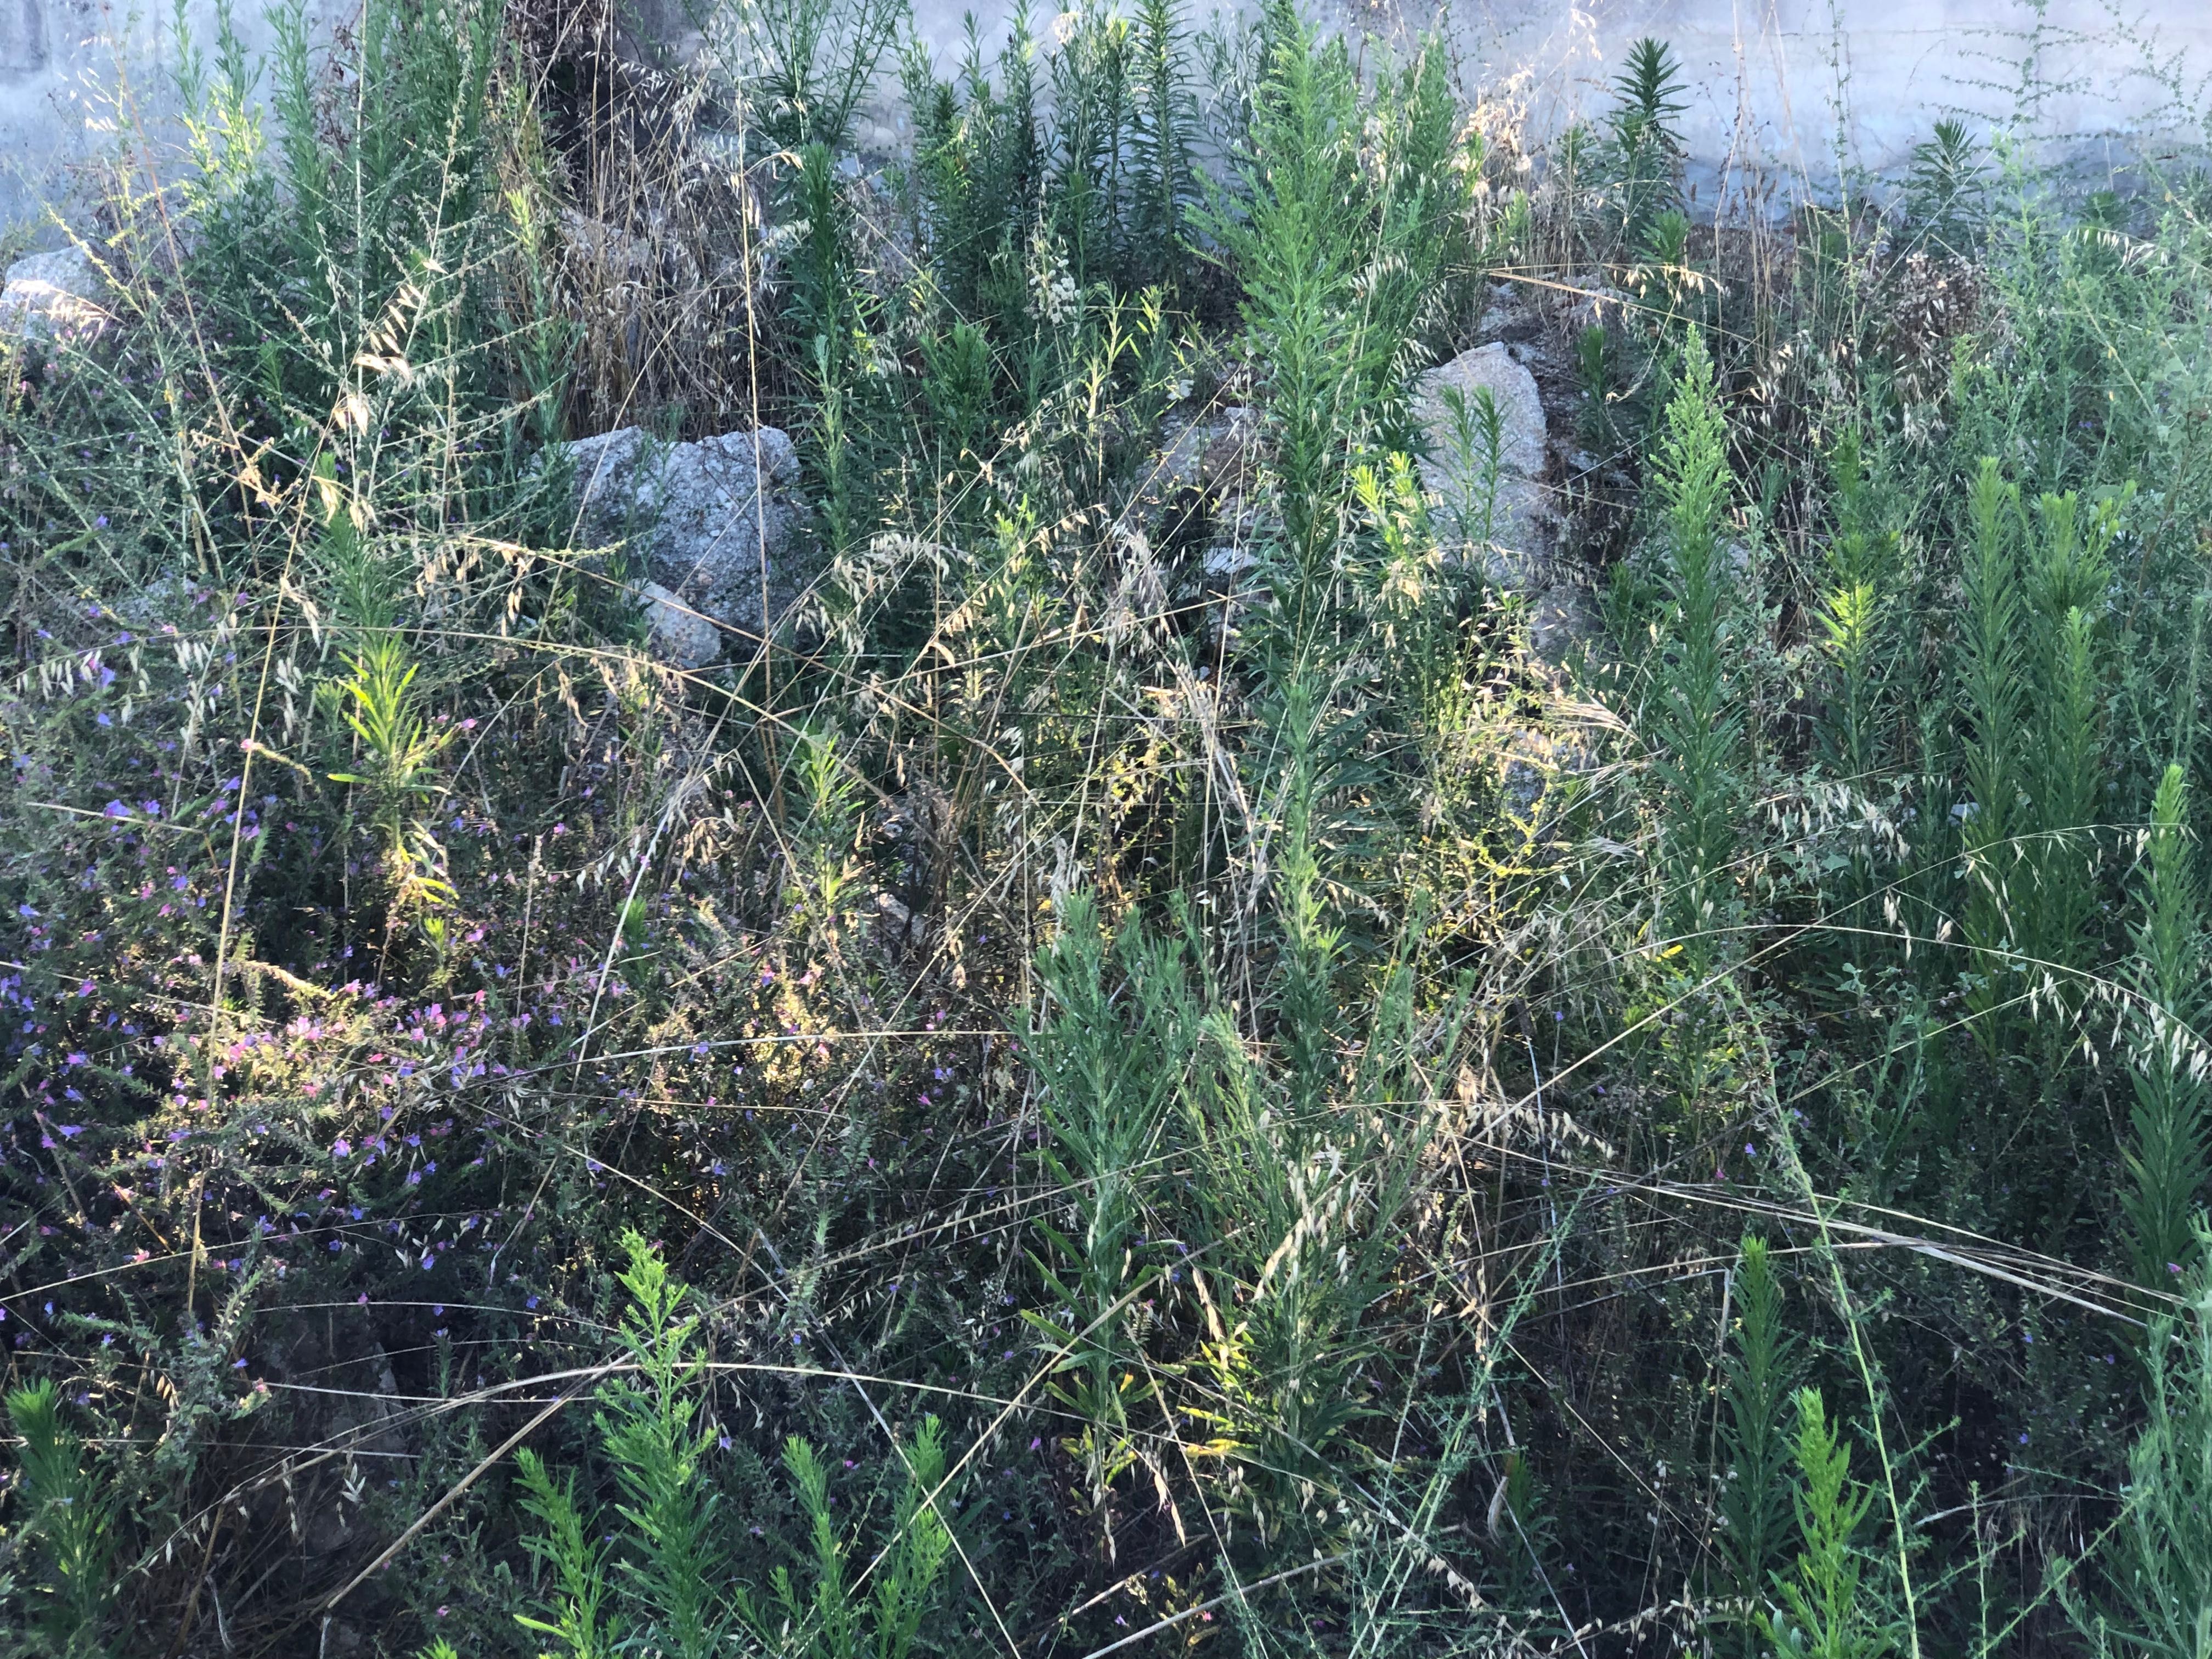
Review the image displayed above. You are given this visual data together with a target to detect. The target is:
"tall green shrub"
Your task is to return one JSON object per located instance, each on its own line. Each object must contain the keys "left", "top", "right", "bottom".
{"left": 1647, "top": 329, "right": 1742, "bottom": 973}
{"left": 2122, "top": 766, "right": 2210, "bottom": 1293}
{"left": 1716, "top": 1237, "right": 1803, "bottom": 1649}
{"left": 1025, "top": 891, "right": 1200, "bottom": 1506}
{"left": 3, "top": 1384, "right": 117, "bottom": 1658}
{"left": 1765, "top": 1391, "right": 1894, "bottom": 1659}
{"left": 1959, "top": 459, "right": 2028, "bottom": 1045}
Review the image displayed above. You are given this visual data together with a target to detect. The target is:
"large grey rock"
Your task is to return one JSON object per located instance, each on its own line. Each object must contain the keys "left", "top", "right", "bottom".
{"left": 563, "top": 424, "right": 806, "bottom": 646}
{"left": 0, "top": 246, "right": 112, "bottom": 341}
{"left": 1413, "top": 342, "right": 1551, "bottom": 589}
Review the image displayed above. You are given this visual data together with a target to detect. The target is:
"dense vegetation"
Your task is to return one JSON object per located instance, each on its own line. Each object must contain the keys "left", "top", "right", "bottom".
{"left": 6, "top": 0, "right": 2212, "bottom": 1652}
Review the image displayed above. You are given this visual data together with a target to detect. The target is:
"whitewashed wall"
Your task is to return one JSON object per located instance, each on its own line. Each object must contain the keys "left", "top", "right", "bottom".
{"left": 5, "top": 0, "right": 2208, "bottom": 240}
{"left": 0, "top": 0, "right": 345, "bottom": 240}
{"left": 1427, "top": 0, "right": 2212, "bottom": 188}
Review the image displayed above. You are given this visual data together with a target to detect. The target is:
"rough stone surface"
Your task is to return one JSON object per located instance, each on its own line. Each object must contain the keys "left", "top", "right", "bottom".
{"left": 1145, "top": 404, "right": 1261, "bottom": 503}
{"left": 1525, "top": 582, "right": 1601, "bottom": 662}
{"left": 1130, "top": 400, "right": 1266, "bottom": 649}
{"left": 638, "top": 580, "right": 722, "bottom": 669}
{"left": 0, "top": 246, "right": 111, "bottom": 341}
{"left": 564, "top": 424, "right": 807, "bottom": 645}
{"left": 1567, "top": 280, "right": 1634, "bottom": 335}
{"left": 1413, "top": 341, "right": 1551, "bottom": 588}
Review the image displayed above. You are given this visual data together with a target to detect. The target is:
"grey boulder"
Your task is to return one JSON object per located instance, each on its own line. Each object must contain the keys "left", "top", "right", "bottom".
{"left": 562, "top": 425, "right": 807, "bottom": 656}
{"left": 1412, "top": 342, "right": 1551, "bottom": 589}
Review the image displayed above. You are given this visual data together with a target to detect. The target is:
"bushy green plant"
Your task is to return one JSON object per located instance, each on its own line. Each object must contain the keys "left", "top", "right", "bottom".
{"left": 747, "top": 0, "right": 910, "bottom": 150}
{"left": 1904, "top": 120, "right": 1987, "bottom": 257}
{"left": 1645, "top": 328, "right": 1744, "bottom": 980}
{"left": 1812, "top": 432, "right": 1902, "bottom": 960}
{"left": 515, "top": 1237, "right": 955, "bottom": 1659}
{"left": 2020, "top": 489, "right": 2124, "bottom": 1023}
{"left": 1958, "top": 457, "right": 2029, "bottom": 1044}
{"left": 1129, "top": 0, "right": 1197, "bottom": 291}
{"left": 901, "top": 17, "right": 1043, "bottom": 332}
{"left": 3, "top": 1384, "right": 118, "bottom": 1658}
{"left": 1175, "top": 686, "right": 1467, "bottom": 1517}
{"left": 327, "top": 631, "right": 458, "bottom": 928}
{"left": 1605, "top": 37, "right": 1686, "bottom": 252}
{"left": 1024, "top": 890, "right": 1199, "bottom": 1504}
{"left": 735, "top": 1422, "right": 953, "bottom": 1659}
{"left": 1765, "top": 1391, "right": 1895, "bottom": 1659}
{"left": 1200, "top": 0, "right": 1482, "bottom": 624}
{"left": 2121, "top": 766, "right": 2210, "bottom": 1294}
{"left": 1716, "top": 1237, "right": 1803, "bottom": 1648}
{"left": 2067, "top": 1231, "right": 2212, "bottom": 1657}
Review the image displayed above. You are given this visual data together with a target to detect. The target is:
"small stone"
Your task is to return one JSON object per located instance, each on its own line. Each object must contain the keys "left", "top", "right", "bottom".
{"left": 1144, "top": 404, "right": 1260, "bottom": 502}
{"left": 0, "top": 247, "right": 113, "bottom": 342}
{"left": 1567, "top": 280, "right": 1633, "bottom": 333}
{"left": 639, "top": 580, "right": 720, "bottom": 669}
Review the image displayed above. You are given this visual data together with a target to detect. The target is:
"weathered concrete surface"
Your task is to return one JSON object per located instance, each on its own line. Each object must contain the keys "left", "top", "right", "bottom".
{"left": 1419, "top": 0, "right": 2212, "bottom": 189}
{"left": 0, "top": 0, "right": 353, "bottom": 240}
{"left": 7, "top": 0, "right": 2208, "bottom": 236}
{"left": 915, "top": 0, "right": 2212, "bottom": 193}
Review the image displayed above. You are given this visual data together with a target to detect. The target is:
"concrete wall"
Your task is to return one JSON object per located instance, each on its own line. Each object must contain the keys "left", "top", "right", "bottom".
{"left": 1426, "top": 0, "right": 2212, "bottom": 190}
{"left": 901, "top": 0, "right": 2211, "bottom": 189}
{"left": 0, "top": 0, "right": 331, "bottom": 244}
{"left": 2, "top": 0, "right": 91, "bottom": 239}
{"left": 6, "top": 0, "right": 2209, "bottom": 241}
